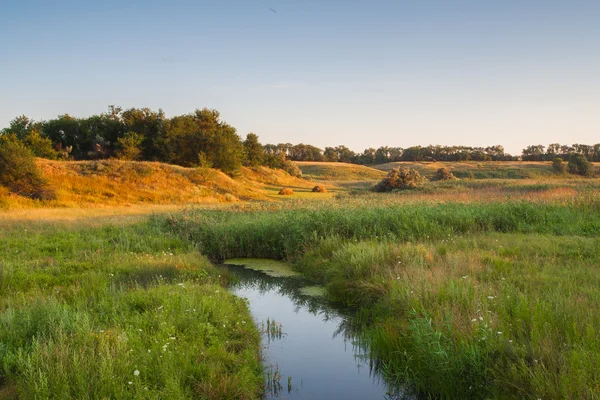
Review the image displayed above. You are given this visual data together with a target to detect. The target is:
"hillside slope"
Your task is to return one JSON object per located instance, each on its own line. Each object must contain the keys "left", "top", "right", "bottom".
{"left": 0, "top": 159, "right": 314, "bottom": 209}
{"left": 296, "top": 161, "right": 386, "bottom": 181}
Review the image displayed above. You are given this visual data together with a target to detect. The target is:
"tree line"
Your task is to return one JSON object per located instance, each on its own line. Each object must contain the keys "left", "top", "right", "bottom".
{"left": 1, "top": 106, "right": 598, "bottom": 176}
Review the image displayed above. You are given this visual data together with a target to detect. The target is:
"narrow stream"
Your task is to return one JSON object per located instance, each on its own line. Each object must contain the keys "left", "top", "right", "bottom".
{"left": 219, "top": 259, "right": 411, "bottom": 400}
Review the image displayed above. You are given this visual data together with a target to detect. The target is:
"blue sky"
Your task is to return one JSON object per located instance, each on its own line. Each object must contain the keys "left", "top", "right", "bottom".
{"left": 1, "top": 0, "right": 598, "bottom": 154}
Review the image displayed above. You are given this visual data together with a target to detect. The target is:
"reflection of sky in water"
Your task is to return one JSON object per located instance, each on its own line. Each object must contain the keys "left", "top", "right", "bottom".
{"left": 220, "top": 264, "right": 401, "bottom": 400}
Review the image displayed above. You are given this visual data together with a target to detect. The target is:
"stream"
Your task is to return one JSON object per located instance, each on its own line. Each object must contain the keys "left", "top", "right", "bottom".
{"left": 219, "top": 259, "right": 411, "bottom": 400}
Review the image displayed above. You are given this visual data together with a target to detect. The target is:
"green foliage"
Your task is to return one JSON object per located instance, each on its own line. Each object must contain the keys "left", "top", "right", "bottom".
{"left": 243, "top": 133, "right": 265, "bottom": 167}
{"left": 116, "top": 131, "right": 144, "bottom": 160}
{"left": 0, "top": 135, "right": 55, "bottom": 200}
{"left": 552, "top": 157, "right": 567, "bottom": 174}
{"left": 375, "top": 167, "right": 423, "bottom": 191}
{"left": 568, "top": 153, "right": 594, "bottom": 177}
{"left": 22, "top": 128, "right": 58, "bottom": 159}
{"left": 282, "top": 160, "right": 302, "bottom": 178}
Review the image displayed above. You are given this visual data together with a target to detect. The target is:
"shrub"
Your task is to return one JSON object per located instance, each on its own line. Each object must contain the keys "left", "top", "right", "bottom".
{"left": 568, "top": 154, "right": 594, "bottom": 177}
{"left": 552, "top": 157, "right": 567, "bottom": 174}
{"left": 431, "top": 167, "right": 457, "bottom": 181}
{"left": 374, "top": 167, "right": 423, "bottom": 192}
{"left": 312, "top": 185, "right": 327, "bottom": 193}
{"left": 283, "top": 160, "right": 302, "bottom": 178}
{"left": 116, "top": 131, "right": 144, "bottom": 160}
{"left": 278, "top": 188, "right": 294, "bottom": 195}
{"left": 0, "top": 135, "right": 55, "bottom": 199}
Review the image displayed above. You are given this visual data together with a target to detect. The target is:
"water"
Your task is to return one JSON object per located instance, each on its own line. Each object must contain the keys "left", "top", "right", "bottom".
{"left": 220, "top": 261, "right": 408, "bottom": 400}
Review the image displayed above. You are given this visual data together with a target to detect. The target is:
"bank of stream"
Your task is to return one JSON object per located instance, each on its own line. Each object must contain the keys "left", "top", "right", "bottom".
{"left": 219, "top": 259, "right": 412, "bottom": 400}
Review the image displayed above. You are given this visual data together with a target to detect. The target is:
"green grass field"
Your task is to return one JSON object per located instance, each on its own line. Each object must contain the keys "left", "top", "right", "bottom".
{"left": 0, "top": 221, "right": 262, "bottom": 399}
{"left": 161, "top": 179, "right": 600, "bottom": 399}
{"left": 3, "top": 162, "right": 600, "bottom": 399}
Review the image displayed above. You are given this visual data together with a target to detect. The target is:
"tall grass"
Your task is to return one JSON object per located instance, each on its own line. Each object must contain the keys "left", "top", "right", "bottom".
{"left": 161, "top": 200, "right": 600, "bottom": 262}
{"left": 0, "top": 221, "right": 262, "bottom": 399}
{"left": 160, "top": 191, "right": 600, "bottom": 399}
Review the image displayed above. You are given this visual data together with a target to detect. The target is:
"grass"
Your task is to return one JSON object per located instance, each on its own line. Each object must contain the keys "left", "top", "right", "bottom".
{"left": 3, "top": 162, "right": 600, "bottom": 399}
{"left": 373, "top": 160, "right": 600, "bottom": 179}
{"left": 0, "top": 159, "right": 314, "bottom": 209}
{"left": 0, "top": 220, "right": 262, "bottom": 399}
{"left": 296, "top": 161, "right": 386, "bottom": 182}
{"left": 160, "top": 181, "right": 600, "bottom": 399}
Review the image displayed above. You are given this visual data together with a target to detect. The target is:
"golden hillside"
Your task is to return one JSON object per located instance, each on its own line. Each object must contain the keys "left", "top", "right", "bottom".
{"left": 0, "top": 159, "right": 315, "bottom": 209}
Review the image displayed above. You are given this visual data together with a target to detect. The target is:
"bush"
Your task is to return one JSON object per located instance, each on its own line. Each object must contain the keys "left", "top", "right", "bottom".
{"left": 116, "top": 131, "right": 144, "bottom": 160}
{"left": 0, "top": 135, "right": 55, "bottom": 199}
{"left": 552, "top": 157, "right": 567, "bottom": 174}
{"left": 431, "top": 167, "right": 457, "bottom": 181}
{"left": 283, "top": 160, "right": 302, "bottom": 178}
{"left": 278, "top": 188, "right": 294, "bottom": 195}
{"left": 312, "top": 185, "right": 327, "bottom": 193}
{"left": 568, "top": 154, "right": 594, "bottom": 177}
{"left": 374, "top": 167, "right": 423, "bottom": 192}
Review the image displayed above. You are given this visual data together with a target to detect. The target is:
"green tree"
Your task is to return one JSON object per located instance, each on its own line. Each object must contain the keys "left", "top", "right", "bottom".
{"left": 552, "top": 157, "right": 566, "bottom": 174}
{"left": 116, "top": 131, "right": 144, "bottom": 160}
{"left": 243, "top": 133, "right": 265, "bottom": 167}
{"left": 0, "top": 135, "right": 55, "bottom": 199}
{"left": 568, "top": 154, "right": 594, "bottom": 177}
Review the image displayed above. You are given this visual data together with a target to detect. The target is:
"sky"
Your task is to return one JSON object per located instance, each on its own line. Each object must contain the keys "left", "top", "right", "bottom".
{"left": 1, "top": 0, "right": 599, "bottom": 155}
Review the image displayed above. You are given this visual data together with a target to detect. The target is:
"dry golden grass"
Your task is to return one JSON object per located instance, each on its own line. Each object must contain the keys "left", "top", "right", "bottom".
{"left": 0, "top": 160, "right": 316, "bottom": 211}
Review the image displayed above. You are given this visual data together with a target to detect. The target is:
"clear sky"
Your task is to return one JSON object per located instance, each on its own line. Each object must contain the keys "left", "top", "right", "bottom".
{"left": 1, "top": 0, "right": 598, "bottom": 154}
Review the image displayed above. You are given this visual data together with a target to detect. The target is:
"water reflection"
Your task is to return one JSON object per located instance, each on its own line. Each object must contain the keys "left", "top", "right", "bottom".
{"left": 219, "top": 263, "right": 413, "bottom": 400}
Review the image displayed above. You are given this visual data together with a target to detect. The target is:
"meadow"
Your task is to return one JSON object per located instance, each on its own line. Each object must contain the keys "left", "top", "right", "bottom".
{"left": 160, "top": 178, "right": 600, "bottom": 399}
{"left": 0, "top": 220, "right": 262, "bottom": 399}
{"left": 2, "top": 161, "right": 600, "bottom": 399}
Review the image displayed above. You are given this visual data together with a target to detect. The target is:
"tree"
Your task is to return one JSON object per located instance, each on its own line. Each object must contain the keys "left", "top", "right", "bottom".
{"left": 568, "top": 154, "right": 594, "bottom": 177}
{"left": 116, "top": 131, "right": 144, "bottom": 160}
{"left": 0, "top": 135, "right": 54, "bottom": 199}
{"left": 552, "top": 157, "right": 567, "bottom": 174}
{"left": 243, "top": 133, "right": 265, "bottom": 167}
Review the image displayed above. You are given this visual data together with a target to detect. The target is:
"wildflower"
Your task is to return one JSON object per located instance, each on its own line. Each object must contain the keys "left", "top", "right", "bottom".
{"left": 170, "top": 337, "right": 175, "bottom": 340}
{"left": 487, "top": 296, "right": 495, "bottom": 299}
{"left": 461, "top": 275, "right": 468, "bottom": 279}
{"left": 128, "top": 382, "right": 133, "bottom": 385}
{"left": 497, "top": 331, "right": 502, "bottom": 335}
{"left": 471, "top": 319, "right": 477, "bottom": 322}
{"left": 148, "top": 349, "right": 151, "bottom": 353}
{"left": 133, "top": 370, "right": 140, "bottom": 376}
{"left": 479, "top": 317, "right": 483, "bottom": 321}
{"left": 509, "top": 340, "right": 513, "bottom": 343}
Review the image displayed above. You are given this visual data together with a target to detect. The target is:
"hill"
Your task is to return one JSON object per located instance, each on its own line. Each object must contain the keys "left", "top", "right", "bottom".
{"left": 296, "top": 161, "right": 386, "bottom": 182}
{"left": 0, "top": 159, "right": 316, "bottom": 209}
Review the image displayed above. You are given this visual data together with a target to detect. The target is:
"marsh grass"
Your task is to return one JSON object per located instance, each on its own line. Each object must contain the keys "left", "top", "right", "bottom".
{"left": 161, "top": 183, "right": 600, "bottom": 399}
{"left": 0, "top": 221, "right": 262, "bottom": 399}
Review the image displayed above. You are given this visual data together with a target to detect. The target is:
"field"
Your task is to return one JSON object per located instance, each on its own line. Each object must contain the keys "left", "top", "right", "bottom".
{"left": 373, "top": 160, "right": 600, "bottom": 180}
{"left": 2, "top": 161, "right": 600, "bottom": 399}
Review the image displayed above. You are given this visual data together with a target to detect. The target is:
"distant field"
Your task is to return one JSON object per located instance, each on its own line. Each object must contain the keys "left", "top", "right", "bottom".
{"left": 374, "top": 160, "right": 600, "bottom": 179}
{"left": 296, "top": 161, "right": 386, "bottom": 182}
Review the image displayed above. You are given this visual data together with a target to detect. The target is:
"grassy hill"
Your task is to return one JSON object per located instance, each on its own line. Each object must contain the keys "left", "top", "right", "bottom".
{"left": 0, "top": 159, "right": 318, "bottom": 209}
{"left": 374, "top": 161, "right": 600, "bottom": 179}
{"left": 296, "top": 161, "right": 386, "bottom": 182}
